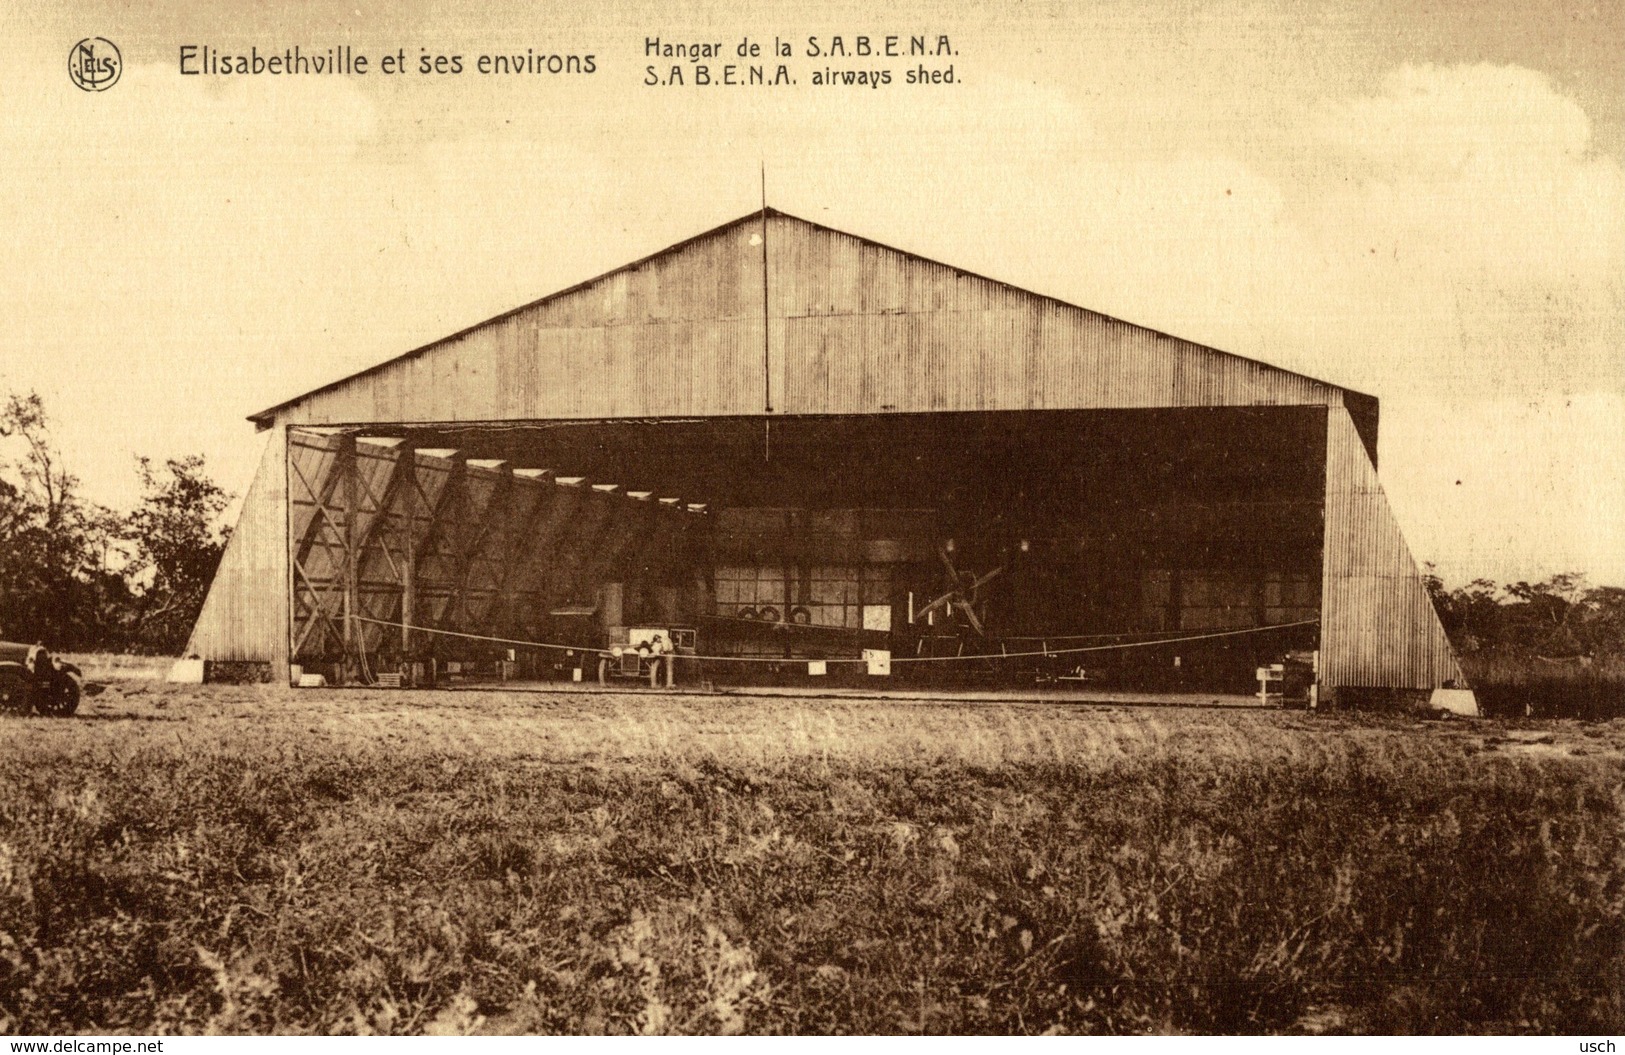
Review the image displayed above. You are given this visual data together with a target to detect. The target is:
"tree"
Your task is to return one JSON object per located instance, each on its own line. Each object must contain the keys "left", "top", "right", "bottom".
{"left": 1578, "top": 585, "right": 1625, "bottom": 653}
{"left": 0, "top": 392, "right": 121, "bottom": 646}
{"left": 1501, "top": 573, "right": 1592, "bottom": 657}
{"left": 0, "top": 390, "right": 235, "bottom": 653}
{"left": 122, "top": 455, "right": 232, "bottom": 653}
{"left": 1426, "top": 567, "right": 1625, "bottom": 665}
{"left": 1424, "top": 563, "right": 1504, "bottom": 653}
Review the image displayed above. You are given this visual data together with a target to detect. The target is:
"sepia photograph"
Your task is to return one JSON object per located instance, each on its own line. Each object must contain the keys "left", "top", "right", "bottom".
{"left": 1, "top": 0, "right": 1621, "bottom": 1039}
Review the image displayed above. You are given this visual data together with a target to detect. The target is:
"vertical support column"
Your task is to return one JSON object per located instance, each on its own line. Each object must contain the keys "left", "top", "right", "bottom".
{"left": 341, "top": 433, "right": 359, "bottom": 684}
{"left": 401, "top": 449, "right": 416, "bottom": 659}
{"left": 599, "top": 581, "right": 624, "bottom": 642}
{"left": 483, "top": 470, "right": 554, "bottom": 637}
{"left": 856, "top": 561, "right": 866, "bottom": 638}
{"left": 408, "top": 452, "right": 466, "bottom": 657}
{"left": 1317, "top": 406, "right": 1335, "bottom": 708}
{"left": 779, "top": 509, "right": 793, "bottom": 655}
{"left": 282, "top": 426, "right": 297, "bottom": 687}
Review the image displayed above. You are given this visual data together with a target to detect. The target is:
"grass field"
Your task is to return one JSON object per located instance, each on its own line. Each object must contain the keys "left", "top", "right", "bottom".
{"left": 1461, "top": 652, "right": 1625, "bottom": 719}
{"left": 0, "top": 680, "right": 1620, "bottom": 1035}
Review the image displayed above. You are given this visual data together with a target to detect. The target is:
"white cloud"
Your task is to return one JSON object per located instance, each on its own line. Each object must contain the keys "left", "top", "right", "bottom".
{"left": 1298, "top": 64, "right": 1625, "bottom": 395}
{"left": 1322, "top": 64, "right": 1592, "bottom": 170}
{"left": 1319, "top": 64, "right": 1625, "bottom": 282}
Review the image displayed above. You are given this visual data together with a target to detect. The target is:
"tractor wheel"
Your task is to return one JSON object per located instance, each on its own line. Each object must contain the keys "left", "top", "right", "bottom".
{"left": 0, "top": 670, "right": 29, "bottom": 714}
{"left": 39, "top": 673, "right": 80, "bottom": 717}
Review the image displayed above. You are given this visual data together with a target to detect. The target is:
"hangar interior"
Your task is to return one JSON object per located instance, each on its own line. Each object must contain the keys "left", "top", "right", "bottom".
{"left": 286, "top": 406, "right": 1328, "bottom": 695}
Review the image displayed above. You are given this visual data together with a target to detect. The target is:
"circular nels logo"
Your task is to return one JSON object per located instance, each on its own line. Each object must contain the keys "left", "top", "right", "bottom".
{"left": 69, "top": 38, "right": 121, "bottom": 91}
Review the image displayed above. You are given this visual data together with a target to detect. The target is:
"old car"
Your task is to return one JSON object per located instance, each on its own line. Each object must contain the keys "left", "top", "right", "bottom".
{"left": 596, "top": 627, "right": 693, "bottom": 688}
{"left": 0, "top": 641, "right": 84, "bottom": 716}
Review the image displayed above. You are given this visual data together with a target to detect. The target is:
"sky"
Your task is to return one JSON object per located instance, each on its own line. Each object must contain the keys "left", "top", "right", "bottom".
{"left": 2, "top": 0, "right": 1621, "bottom": 587}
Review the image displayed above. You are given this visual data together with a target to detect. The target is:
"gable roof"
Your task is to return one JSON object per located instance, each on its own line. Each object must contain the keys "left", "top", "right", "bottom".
{"left": 249, "top": 207, "right": 1375, "bottom": 434}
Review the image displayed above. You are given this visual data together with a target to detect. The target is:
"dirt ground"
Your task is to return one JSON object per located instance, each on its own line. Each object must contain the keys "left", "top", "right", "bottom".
{"left": 43, "top": 675, "right": 1625, "bottom": 770}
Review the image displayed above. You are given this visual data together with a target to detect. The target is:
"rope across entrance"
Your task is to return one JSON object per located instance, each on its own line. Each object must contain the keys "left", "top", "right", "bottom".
{"left": 348, "top": 615, "right": 1319, "bottom": 667}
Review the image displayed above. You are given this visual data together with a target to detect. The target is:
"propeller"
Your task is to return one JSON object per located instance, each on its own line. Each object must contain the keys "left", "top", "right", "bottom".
{"left": 912, "top": 543, "right": 1005, "bottom": 636}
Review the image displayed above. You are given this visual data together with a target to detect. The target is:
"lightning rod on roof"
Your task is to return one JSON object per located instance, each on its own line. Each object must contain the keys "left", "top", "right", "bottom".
{"left": 760, "top": 160, "right": 772, "bottom": 415}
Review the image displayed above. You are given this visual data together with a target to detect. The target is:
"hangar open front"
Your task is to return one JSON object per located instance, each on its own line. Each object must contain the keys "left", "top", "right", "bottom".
{"left": 184, "top": 208, "right": 1468, "bottom": 708}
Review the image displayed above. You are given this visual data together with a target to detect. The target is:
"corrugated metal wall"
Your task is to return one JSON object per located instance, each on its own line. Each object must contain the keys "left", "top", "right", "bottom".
{"left": 770, "top": 216, "right": 1342, "bottom": 415}
{"left": 183, "top": 428, "right": 289, "bottom": 675}
{"left": 277, "top": 224, "right": 767, "bottom": 426}
{"left": 1320, "top": 406, "right": 1464, "bottom": 690}
{"left": 265, "top": 213, "right": 1355, "bottom": 429}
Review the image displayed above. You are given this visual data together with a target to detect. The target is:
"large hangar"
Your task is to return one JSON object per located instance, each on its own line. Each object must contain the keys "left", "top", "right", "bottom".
{"left": 186, "top": 207, "right": 1466, "bottom": 704}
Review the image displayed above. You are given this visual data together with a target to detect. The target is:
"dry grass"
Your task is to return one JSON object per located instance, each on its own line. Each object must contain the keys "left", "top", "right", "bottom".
{"left": 0, "top": 682, "right": 1620, "bottom": 1035}
{"left": 1461, "top": 652, "right": 1625, "bottom": 719}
